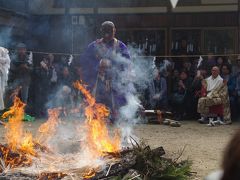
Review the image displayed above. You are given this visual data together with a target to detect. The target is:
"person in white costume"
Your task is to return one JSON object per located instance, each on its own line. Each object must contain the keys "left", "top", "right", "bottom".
{"left": 0, "top": 47, "right": 10, "bottom": 110}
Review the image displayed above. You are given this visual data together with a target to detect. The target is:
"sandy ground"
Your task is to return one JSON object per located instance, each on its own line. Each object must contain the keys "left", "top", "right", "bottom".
{"left": 0, "top": 120, "right": 239, "bottom": 179}
{"left": 134, "top": 122, "right": 239, "bottom": 179}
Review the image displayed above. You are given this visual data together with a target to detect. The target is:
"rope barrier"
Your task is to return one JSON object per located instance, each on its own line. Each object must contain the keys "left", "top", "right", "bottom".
{"left": 138, "top": 54, "right": 240, "bottom": 58}
{"left": 6, "top": 48, "right": 240, "bottom": 59}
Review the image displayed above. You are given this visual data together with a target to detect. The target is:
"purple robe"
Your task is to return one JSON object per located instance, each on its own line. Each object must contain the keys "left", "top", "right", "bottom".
{"left": 80, "top": 38, "right": 130, "bottom": 112}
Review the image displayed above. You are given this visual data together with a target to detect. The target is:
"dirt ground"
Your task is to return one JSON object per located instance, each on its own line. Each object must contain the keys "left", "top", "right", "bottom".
{"left": 0, "top": 120, "right": 239, "bottom": 179}
{"left": 134, "top": 122, "right": 239, "bottom": 179}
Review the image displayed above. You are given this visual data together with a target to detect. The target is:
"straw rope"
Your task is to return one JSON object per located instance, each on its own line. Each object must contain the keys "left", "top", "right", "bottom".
{"left": 6, "top": 48, "right": 240, "bottom": 59}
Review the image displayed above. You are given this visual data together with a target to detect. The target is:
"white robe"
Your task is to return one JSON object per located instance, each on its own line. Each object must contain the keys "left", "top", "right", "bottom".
{"left": 206, "top": 75, "right": 223, "bottom": 97}
{"left": 0, "top": 47, "right": 11, "bottom": 110}
{"left": 205, "top": 170, "right": 223, "bottom": 180}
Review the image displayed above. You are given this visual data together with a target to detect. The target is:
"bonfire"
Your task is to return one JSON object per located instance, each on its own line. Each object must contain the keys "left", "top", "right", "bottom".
{"left": 0, "top": 81, "right": 192, "bottom": 180}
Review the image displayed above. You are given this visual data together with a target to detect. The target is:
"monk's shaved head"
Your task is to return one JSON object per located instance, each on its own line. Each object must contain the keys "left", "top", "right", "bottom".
{"left": 101, "top": 21, "right": 116, "bottom": 42}
{"left": 212, "top": 66, "right": 220, "bottom": 72}
{"left": 101, "top": 21, "right": 115, "bottom": 28}
{"left": 211, "top": 66, "right": 220, "bottom": 78}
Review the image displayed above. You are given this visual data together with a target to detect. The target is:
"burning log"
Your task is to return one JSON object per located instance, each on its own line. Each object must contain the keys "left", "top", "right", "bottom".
{"left": 0, "top": 142, "right": 191, "bottom": 180}
{"left": 0, "top": 171, "right": 67, "bottom": 180}
{"left": 0, "top": 144, "right": 32, "bottom": 173}
{"left": 33, "top": 141, "right": 52, "bottom": 154}
{"left": 0, "top": 83, "right": 190, "bottom": 180}
{"left": 84, "top": 145, "right": 164, "bottom": 179}
{"left": 85, "top": 144, "right": 191, "bottom": 180}
{"left": 38, "top": 172, "right": 67, "bottom": 180}
{"left": 90, "top": 151, "right": 137, "bottom": 180}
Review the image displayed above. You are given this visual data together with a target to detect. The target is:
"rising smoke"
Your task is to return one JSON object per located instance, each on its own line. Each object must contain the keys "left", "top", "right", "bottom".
{"left": 102, "top": 46, "right": 154, "bottom": 144}
{"left": 0, "top": 27, "right": 13, "bottom": 48}
{"left": 44, "top": 42, "right": 172, "bottom": 149}
{"left": 2, "top": 0, "right": 169, "bottom": 154}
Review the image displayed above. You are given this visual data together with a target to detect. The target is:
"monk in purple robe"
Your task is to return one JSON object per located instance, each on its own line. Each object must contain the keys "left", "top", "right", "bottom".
{"left": 80, "top": 21, "right": 130, "bottom": 121}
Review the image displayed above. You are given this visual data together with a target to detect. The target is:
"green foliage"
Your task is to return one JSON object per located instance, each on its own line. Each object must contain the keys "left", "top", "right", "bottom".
{"left": 103, "top": 139, "right": 192, "bottom": 180}
{"left": 131, "top": 140, "right": 192, "bottom": 180}
{"left": 108, "top": 176, "right": 122, "bottom": 180}
{"left": 154, "top": 160, "right": 192, "bottom": 180}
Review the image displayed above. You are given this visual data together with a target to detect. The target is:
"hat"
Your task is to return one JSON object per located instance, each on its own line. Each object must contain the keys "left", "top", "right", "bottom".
{"left": 16, "top": 43, "right": 26, "bottom": 48}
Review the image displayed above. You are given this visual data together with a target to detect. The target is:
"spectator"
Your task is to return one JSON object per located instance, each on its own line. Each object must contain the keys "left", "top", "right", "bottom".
{"left": 192, "top": 58, "right": 200, "bottom": 74}
{"left": 170, "top": 70, "right": 192, "bottom": 120}
{"left": 35, "top": 56, "right": 53, "bottom": 117}
{"left": 190, "top": 70, "right": 207, "bottom": 119}
{"left": 47, "top": 53, "right": 58, "bottom": 93}
{"left": 232, "top": 55, "right": 240, "bottom": 76}
{"left": 59, "top": 66, "right": 73, "bottom": 88}
{"left": 221, "top": 64, "right": 237, "bottom": 119}
{"left": 171, "top": 69, "right": 179, "bottom": 92}
{"left": 8, "top": 43, "right": 33, "bottom": 104}
{"left": 0, "top": 47, "right": 10, "bottom": 111}
{"left": 147, "top": 69, "right": 168, "bottom": 110}
{"left": 205, "top": 67, "right": 223, "bottom": 96}
{"left": 71, "top": 66, "right": 84, "bottom": 109}
{"left": 221, "top": 64, "right": 232, "bottom": 81}
{"left": 198, "top": 66, "right": 231, "bottom": 125}
{"left": 54, "top": 85, "right": 73, "bottom": 116}
{"left": 182, "top": 59, "right": 195, "bottom": 78}
{"left": 205, "top": 129, "right": 240, "bottom": 180}
{"left": 72, "top": 66, "right": 82, "bottom": 81}
{"left": 198, "top": 53, "right": 216, "bottom": 76}
{"left": 235, "top": 71, "right": 240, "bottom": 118}
{"left": 221, "top": 129, "right": 240, "bottom": 180}
{"left": 49, "top": 66, "right": 74, "bottom": 116}
{"left": 216, "top": 56, "right": 226, "bottom": 70}
{"left": 221, "top": 64, "right": 236, "bottom": 96}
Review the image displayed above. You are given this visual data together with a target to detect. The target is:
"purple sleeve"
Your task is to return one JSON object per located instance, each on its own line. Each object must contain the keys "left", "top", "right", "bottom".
{"left": 113, "top": 41, "right": 131, "bottom": 108}
{"left": 80, "top": 42, "right": 99, "bottom": 90}
{"left": 118, "top": 41, "right": 130, "bottom": 59}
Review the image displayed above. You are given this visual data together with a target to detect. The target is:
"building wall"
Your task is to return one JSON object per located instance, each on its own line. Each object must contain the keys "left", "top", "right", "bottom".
{"left": 0, "top": 7, "right": 30, "bottom": 49}
{"left": 31, "top": 11, "right": 237, "bottom": 55}
{"left": 0, "top": 0, "right": 232, "bottom": 55}
{"left": 27, "top": 0, "right": 239, "bottom": 54}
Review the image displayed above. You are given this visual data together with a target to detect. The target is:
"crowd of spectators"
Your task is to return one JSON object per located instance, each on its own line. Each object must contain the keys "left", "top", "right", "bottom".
{"left": 4, "top": 43, "right": 83, "bottom": 117}
{"left": 3, "top": 43, "right": 240, "bottom": 123}
{"left": 144, "top": 54, "right": 240, "bottom": 123}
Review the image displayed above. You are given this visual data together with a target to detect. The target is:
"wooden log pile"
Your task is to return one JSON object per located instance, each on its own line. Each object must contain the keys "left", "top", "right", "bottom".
{"left": 87, "top": 143, "right": 191, "bottom": 180}
{"left": 0, "top": 142, "right": 191, "bottom": 180}
{"left": 0, "top": 144, "right": 32, "bottom": 172}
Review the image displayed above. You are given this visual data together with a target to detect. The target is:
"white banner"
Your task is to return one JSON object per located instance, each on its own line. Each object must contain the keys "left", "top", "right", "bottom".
{"left": 170, "top": 0, "right": 179, "bottom": 8}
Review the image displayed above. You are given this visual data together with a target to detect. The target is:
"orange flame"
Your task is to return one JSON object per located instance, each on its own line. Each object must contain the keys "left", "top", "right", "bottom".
{"left": 82, "top": 168, "right": 96, "bottom": 179}
{"left": 0, "top": 98, "right": 61, "bottom": 170}
{"left": 20, "top": 132, "right": 36, "bottom": 156}
{"left": 37, "top": 108, "right": 61, "bottom": 144}
{"left": 0, "top": 144, "right": 32, "bottom": 171}
{"left": 73, "top": 81, "right": 120, "bottom": 156}
{"left": 2, "top": 96, "right": 25, "bottom": 151}
{"left": 2, "top": 96, "right": 35, "bottom": 155}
